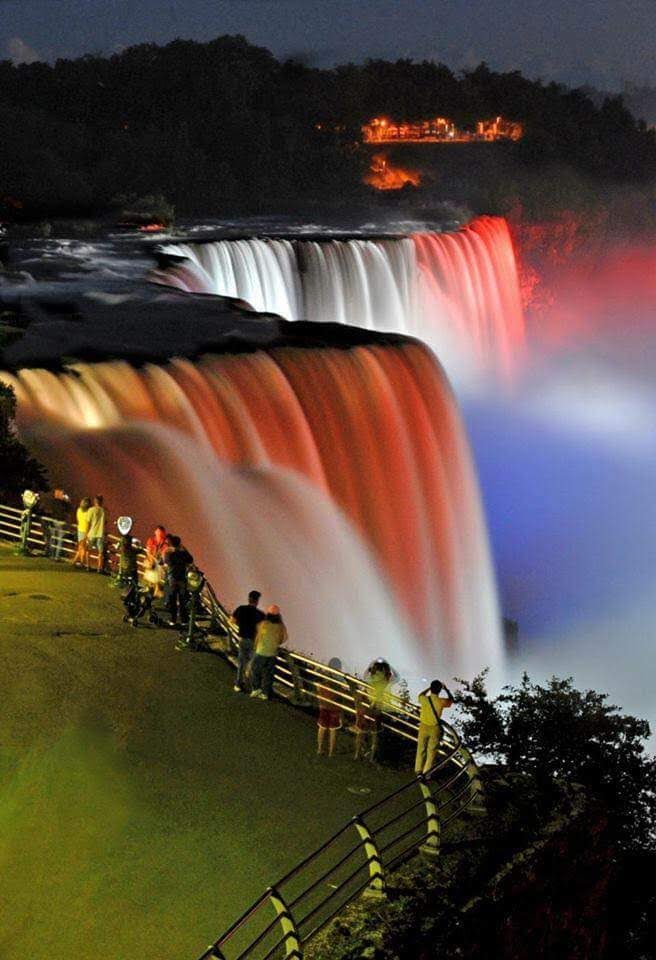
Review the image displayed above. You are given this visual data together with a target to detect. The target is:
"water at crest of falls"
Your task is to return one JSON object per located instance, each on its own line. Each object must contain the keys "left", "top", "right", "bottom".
{"left": 2, "top": 342, "right": 502, "bottom": 685}
{"left": 155, "top": 216, "right": 525, "bottom": 386}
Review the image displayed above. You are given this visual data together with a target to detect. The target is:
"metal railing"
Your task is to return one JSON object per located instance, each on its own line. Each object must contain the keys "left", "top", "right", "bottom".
{"left": 0, "top": 499, "right": 473, "bottom": 750}
{"left": 0, "top": 499, "right": 142, "bottom": 566}
{"left": 195, "top": 733, "right": 482, "bottom": 960}
{"left": 0, "top": 500, "right": 484, "bottom": 959}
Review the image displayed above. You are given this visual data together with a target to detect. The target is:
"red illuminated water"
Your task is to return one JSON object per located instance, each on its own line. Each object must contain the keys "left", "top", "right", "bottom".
{"left": 1, "top": 341, "right": 502, "bottom": 682}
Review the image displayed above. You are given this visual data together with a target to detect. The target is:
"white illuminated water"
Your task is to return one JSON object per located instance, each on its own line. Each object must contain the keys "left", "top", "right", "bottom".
{"left": 154, "top": 216, "right": 525, "bottom": 387}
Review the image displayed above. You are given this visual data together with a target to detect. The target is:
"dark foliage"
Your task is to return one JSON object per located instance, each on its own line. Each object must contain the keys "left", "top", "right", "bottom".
{"left": 455, "top": 672, "right": 656, "bottom": 960}
{"left": 0, "top": 39, "right": 654, "bottom": 218}
{"left": 455, "top": 672, "right": 656, "bottom": 853}
{"left": 0, "top": 383, "right": 47, "bottom": 500}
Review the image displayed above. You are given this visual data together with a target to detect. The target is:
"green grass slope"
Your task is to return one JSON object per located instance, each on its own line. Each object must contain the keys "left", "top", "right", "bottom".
{"left": 0, "top": 545, "right": 407, "bottom": 960}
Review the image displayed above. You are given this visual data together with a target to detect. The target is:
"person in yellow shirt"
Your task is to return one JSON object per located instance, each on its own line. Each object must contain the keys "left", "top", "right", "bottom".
{"left": 414, "top": 679, "right": 453, "bottom": 775}
{"left": 250, "top": 605, "right": 288, "bottom": 701}
{"left": 69, "top": 497, "right": 91, "bottom": 567}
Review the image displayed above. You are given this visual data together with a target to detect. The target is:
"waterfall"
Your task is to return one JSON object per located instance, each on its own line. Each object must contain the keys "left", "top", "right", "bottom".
{"left": 1, "top": 339, "right": 502, "bottom": 683}
{"left": 154, "top": 216, "right": 525, "bottom": 384}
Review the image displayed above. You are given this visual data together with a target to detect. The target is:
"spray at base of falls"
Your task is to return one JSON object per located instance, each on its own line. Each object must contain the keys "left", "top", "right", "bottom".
{"left": 153, "top": 216, "right": 525, "bottom": 388}
{"left": 2, "top": 340, "right": 502, "bottom": 683}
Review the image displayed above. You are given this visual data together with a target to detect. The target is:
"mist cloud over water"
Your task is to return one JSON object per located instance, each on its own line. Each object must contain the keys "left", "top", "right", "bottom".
{"left": 463, "top": 253, "right": 656, "bottom": 730}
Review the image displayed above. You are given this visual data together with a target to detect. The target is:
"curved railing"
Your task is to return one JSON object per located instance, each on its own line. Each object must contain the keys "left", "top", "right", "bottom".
{"left": 195, "top": 731, "right": 483, "bottom": 960}
{"left": 0, "top": 500, "right": 485, "bottom": 959}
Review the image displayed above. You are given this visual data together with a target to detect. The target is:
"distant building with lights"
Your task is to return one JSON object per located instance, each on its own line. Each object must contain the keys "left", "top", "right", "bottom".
{"left": 362, "top": 115, "right": 523, "bottom": 143}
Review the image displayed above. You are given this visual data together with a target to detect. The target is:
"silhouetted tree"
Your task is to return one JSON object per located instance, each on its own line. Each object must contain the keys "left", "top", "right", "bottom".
{"left": 0, "top": 383, "right": 47, "bottom": 500}
{"left": 456, "top": 672, "right": 656, "bottom": 960}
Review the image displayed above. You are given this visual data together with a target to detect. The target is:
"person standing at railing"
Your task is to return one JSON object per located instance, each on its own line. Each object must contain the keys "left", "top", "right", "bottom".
{"left": 69, "top": 497, "right": 91, "bottom": 567}
{"left": 144, "top": 525, "right": 168, "bottom": 597}
{"left": 231, "top": 589, "right": 265, "bottom": 693}
{"left": 361, "top": 659, "right": 400, "bottom": 761}
{"left": 46, "top": 489, "right": 72, "bottom": 561}
{"left": 117, "top": 533, "right": 140, "bottom": 586}
{"left": 316, "top": 658, "right": 343, "bottom": 756}
{"left": 250, "top": 605, "right": 287, "bottom": 701}
{"left": 414, "top": 680, "right": 454, "bottom": 776}
{"left": 145, "top": 525, "right": 168, "bottom": 562}
{"left": 86, "top": 495, "right": 109, "bottom": 573}
{"left": 164, "top": 535, "right": 194, "bottom": 627}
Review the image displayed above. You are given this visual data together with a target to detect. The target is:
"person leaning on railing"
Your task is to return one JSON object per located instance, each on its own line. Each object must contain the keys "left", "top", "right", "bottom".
{"left": 231, "top": 589, "right": 265, "bottom": 694}
{"left": 249, "top": 605, "right": 287, "bottom": 701}
{"left": 316, "top": 657, "right": 344, "bottom": 757}
{"left": 143, "top": 525, "right": 168, "bottom": 598}
{"left": 86, "top": 495, "right": 109, "bottom": 573}
{"left": 361, "top": 658, "right": 399, "bottom": 762}
{"left": 414, "top": 679, "right": 453, "bottom": 776}
{"left": 70, "top": 497, "right": 91, "bottom": 567}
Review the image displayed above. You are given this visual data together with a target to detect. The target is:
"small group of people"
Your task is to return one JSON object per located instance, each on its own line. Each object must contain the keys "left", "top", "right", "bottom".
{"left": 143, "top": 525, "right": 195, "bottom": 627}
{"left": 318, "top": 663, "right": 453, "bottom": 769}
{"left": 316, "top": 657, "right": 399, "bottom": 760}
{"left": 230, "top": 594, "right": 455, "bottom": 769}
{"left": 232, "top": 590, "right": 288, "bottom": 701}
{"left": 40, "top": 496, "right": 456, "bottom": 775}
{"left": 69, "top": 495, "right": 109, "bottom": 571}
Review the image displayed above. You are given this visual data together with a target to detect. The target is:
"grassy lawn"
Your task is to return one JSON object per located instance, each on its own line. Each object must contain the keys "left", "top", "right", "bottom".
{"left": 0, "top": 544, "right": 408, "bottom": 960}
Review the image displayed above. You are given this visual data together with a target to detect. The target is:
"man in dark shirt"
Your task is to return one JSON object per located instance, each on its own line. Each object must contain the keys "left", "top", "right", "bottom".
{"left": 165, "top": 535, "right": 193, "bottom": 626}
{"left": 232, "top": 589, "right": 265, "bottom": 692}
{"left": 42, "top": 489, "right": 71, "bottom": 560}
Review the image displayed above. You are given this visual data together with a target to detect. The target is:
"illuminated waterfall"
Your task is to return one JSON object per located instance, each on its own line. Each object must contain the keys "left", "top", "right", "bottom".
{"left": 154, "top": 216, "right": 525, "bottom": 383}
{"left": 1, "top": 340, "right": 502, "bottom": 682}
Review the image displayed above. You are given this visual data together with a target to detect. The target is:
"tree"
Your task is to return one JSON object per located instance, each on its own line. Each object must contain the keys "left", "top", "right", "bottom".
{"left": 456, "top": 672, "right": 655, "bottom": 851}
{"left": 456, "top": 672, "right": 656, "bottom": 960}
{"left": 0, "top": 383, "right": 47, "bottom": 501}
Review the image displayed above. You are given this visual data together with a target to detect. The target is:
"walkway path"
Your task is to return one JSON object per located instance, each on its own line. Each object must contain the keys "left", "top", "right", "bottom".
{"left": 0, "top": 545, "right": 407, "bottom": 960}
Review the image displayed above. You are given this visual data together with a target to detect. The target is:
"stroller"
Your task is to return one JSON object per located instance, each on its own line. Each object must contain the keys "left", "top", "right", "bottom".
{"left": 121, "top": 576, "right": 160, "bottom": 628}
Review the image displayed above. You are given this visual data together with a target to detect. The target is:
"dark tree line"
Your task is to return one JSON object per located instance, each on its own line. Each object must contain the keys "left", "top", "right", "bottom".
{"left": 0, "top": 383, "right": 47, "bottom": 501}
{"left": 0, "top": 36, "right": 655, "bottom": 218}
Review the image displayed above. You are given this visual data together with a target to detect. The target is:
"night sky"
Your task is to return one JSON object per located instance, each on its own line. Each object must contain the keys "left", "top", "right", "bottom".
{"left": 1, "top": 0, "right": 654, "bottom": 90}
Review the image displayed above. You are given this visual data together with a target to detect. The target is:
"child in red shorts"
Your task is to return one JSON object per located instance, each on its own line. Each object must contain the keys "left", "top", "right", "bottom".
{"left": 316, "top": 658, "right": 343, "bottom": 757}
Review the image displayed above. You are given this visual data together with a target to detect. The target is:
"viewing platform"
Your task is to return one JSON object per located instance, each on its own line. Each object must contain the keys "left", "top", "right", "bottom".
{"left": 0, "top": 543, "right": 410, "bottom": 959}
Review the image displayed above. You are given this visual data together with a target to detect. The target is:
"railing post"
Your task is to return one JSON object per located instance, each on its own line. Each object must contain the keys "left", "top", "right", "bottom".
{"left": 417, "top": 775, "right": 441, "bottom": 857}
{"left": 18, "top": 507, "right": 34, "bottom": 554}
{"left": 268, "top": 885, "right": 303, "bottom": 959}
{"left": 352, "top": 815, "right": 386, "bottom": 899}
{"left": 198, "top": 946, "right": 227, "bottom": 960}
{"left": 280, "top": 650, "right": 306, "bottom": 705}
{"left": 458, "top": 746, "right": 486, "bottom": 813}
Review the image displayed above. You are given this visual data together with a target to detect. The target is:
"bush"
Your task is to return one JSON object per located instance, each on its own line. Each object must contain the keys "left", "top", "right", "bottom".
{"left": 455, "top": 672, "right": 656, "bottom": 852}
{"left": 455, "top": 671, "right": 656, "bottom": 960}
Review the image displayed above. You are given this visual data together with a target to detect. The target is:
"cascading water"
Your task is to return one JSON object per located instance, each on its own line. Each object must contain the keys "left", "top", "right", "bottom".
{"left": 1, "top": 339, "right": 502, "bottom": 683}
{"left": 153, "top": 216, "right": 525, "bottom": 384}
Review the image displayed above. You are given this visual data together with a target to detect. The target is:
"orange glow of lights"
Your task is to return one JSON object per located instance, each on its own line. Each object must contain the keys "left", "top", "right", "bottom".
{"left": 362, "top": 115, "right": 523, "bottom": 143}
{"left": 364, "top": 153, "right": 421, "bottom": 191}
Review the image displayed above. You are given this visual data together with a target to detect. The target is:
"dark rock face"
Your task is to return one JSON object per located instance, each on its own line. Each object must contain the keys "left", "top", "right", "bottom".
{"left": 0, "top": 284, "right": 415, "bottom": 371}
